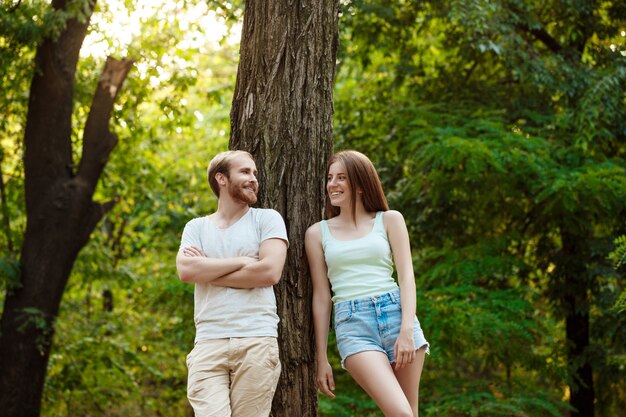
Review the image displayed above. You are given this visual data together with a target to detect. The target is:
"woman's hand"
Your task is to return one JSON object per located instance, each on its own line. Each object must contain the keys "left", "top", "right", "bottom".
{"left": 393, "top": 329, "right": 415, "bottom": 370}
{"left": 317, "top": 361, "right": 336, "bottom": 398}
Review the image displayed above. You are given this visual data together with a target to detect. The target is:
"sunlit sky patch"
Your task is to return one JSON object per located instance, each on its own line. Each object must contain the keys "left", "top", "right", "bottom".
{"left": 81, "top": 0, "right": 241, "bottom": 59}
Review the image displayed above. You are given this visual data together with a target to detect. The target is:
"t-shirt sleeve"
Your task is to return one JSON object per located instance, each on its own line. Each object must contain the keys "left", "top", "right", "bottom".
{"left": 179, "top": 218, "right": 202, "bottom": 250}
{"left": 260, "top": 209, "right": 289, "bottom": 247}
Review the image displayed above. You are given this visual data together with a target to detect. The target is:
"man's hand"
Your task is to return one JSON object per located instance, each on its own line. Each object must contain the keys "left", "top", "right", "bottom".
{"left": 182, "top": 246, "right": 256, "bottom": 265}
{"left": 176, "top": 247, "right": 257, "bottom": 283}
{"left": 208, "top": 238, "right": 287, "bottom": 288}
{"left": 182, "top": 246, "right": 206, "bottom": 257}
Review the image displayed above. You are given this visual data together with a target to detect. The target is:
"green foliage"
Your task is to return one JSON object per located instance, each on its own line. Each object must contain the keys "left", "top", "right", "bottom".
{"left": 609, "top": 235, "right": 626, "bottom": 314}
{"left": 17, "top": 307, "right": 53, "bottom": 355}
{"left": 416, "top": 281, "right": 568, "bottom": 416}
{"left": 0, "top": 256, "right": 20, "bottom": 292}
{"left": 424, "top": 390, "right": 569, "bottom": 417}
{"left": 44, "top": 260, "right": 193, "bottom": 416}
{"left": 1, "top": 1, "right": 55, "bottom": 46}
{"left": 610, "top": 235, "right": 626, "bottom": 272}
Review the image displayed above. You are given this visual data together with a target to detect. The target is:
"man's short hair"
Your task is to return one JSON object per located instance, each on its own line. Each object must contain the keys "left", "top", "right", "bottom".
{"left": 207, "top": 150, "right": 254, "bottom": 197}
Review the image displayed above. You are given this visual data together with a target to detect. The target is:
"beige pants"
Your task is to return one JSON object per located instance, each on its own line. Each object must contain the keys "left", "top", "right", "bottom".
{"left": 186, "top": 337, "right": 281, "bottom": 417}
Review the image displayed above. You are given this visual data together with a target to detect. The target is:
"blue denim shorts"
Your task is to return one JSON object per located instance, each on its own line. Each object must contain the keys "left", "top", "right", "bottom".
{"left": 334, "top": 289, "right": 429, "bottom": 368}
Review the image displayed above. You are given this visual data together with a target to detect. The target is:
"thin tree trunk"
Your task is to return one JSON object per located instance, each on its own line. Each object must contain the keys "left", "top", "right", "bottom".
{"left": 559, "top": 230, "right": 595, "bottom": 417}
{"left": 230, "top": 1, "right": 338, "bottom": 415}
{"left": 566, "top": 296, "right": 594, "bottom": 417}
{"left": 0, "top": 1, "right": 132, "bottom": 415}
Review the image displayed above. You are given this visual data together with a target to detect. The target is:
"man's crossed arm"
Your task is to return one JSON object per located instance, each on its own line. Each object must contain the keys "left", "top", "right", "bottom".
{"left": 176, "top": 238, "right": 288, "bottom": 288}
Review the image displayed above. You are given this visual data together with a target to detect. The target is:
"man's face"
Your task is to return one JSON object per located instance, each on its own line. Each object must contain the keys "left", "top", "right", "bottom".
{"left": 225, "top": 154, "right": 258, "bottom": 205}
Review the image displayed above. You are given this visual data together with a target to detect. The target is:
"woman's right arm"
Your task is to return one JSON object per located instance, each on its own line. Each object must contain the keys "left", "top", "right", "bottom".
{"left": 305, "top": 223, "right": 336, "bottom": 399}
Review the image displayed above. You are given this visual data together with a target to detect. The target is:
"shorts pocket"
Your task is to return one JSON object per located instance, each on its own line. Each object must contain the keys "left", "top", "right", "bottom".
{"left": 383, "top": 301, "right": 402, "bottom": 314}
{"left": 185, "top": 346, "right": 196, "bottom": 368}
{"left": 263, "top": 339, "right": 281, "bottom": 369}
{"left": 334, "top": 308, "right": 353, "bottom": 327}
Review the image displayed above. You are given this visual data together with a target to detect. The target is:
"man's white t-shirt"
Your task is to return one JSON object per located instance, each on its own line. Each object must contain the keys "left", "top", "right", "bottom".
{"left": 179, "top": 208, "right": 288, "bottom": 342}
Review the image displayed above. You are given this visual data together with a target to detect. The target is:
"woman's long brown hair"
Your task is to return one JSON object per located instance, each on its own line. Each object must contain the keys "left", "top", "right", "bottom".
{"left": 325, "top": 150, "right": 389, "bottom": 221}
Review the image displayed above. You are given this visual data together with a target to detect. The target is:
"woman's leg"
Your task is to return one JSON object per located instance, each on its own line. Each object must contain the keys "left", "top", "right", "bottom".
{"left": 393, "top": 346, "right": 426, "bottom": 417}
{"left": 344, "top": 350, "right": 414, "bottom": 417}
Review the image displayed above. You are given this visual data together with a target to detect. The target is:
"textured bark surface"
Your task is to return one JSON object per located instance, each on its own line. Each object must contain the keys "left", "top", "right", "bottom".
{"left": 230, "top": 1, "right": 338, "bottom": 415}
{"left": 0, "top": 1, "right": 132, "bottom": 416}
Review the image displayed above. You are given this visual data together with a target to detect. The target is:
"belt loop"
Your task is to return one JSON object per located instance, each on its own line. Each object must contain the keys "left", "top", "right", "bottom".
{"left": 390, "top": 291, "right": 398, "bottom": 304}
{"left": 351, "top": 299, "right": 356, "bottom": 313}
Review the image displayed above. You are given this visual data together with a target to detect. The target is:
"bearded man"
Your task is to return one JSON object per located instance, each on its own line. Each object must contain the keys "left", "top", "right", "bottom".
{"left": 176, "top": 150, "right": 288, "bottom": 417}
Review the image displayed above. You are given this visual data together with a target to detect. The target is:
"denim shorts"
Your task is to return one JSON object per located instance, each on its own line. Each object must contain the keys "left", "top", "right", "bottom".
{"left": 334, "top": 289, "right": 429, "bottom": 368}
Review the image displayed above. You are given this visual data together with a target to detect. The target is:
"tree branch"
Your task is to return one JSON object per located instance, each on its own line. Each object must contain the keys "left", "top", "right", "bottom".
{"left": 8, "top": 0, "right": 22, "bottom": 13}
{"left": 83, "top": 197, "right": 118, "bottom": 241}
{"left": 77, "top": 57, "right": 133, "bottom": 190}
{"left": 529, "top": 27, "right": 562, "bottom": 53}
{"left": 23, "top": 0, "right": 96, "bottom": 213}
{"left": 517, "top": 24, "right": 562, "bottom": 54}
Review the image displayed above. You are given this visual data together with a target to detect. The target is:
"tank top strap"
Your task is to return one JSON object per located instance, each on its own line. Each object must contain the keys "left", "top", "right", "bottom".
{"left": 374, "top": 211, "right": 384, "bottom": 229}
{"left": 373, "top": 211, "right": 388, "bottom": 239}
{"left": 320, "top": 220, "right": 331, "bottom": 245}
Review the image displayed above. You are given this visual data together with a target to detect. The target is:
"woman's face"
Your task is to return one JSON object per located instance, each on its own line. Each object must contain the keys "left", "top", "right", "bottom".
{"left": 327, "top": 161, "right": 352, "bottom": 208}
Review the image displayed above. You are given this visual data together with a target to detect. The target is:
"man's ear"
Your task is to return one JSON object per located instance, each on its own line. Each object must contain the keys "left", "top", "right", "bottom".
{"left": 216, "top": 172, "right": 227, "bottom": 186}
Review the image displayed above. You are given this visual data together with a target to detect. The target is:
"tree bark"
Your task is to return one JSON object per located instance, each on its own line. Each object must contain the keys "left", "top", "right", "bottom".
{"left": 0, "top": 1, "right": 132, "bottom": 416}
{"left": 230, "top": 1, "right": 338, "bottom": 415}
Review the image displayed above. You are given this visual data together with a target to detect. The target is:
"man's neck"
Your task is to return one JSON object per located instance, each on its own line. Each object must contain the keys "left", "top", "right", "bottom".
{"left": 213, "top": 197, "right": 251, "bottom": 229}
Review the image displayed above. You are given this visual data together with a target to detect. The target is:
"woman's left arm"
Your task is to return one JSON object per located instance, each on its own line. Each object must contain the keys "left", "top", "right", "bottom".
{"left": 384, "top": 210, "right": 416, "bottom": 369}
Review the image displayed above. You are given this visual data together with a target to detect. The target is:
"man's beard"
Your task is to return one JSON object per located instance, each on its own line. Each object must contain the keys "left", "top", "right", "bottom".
{"left": 229, "top": 182, "right": 257, "bottom": 205}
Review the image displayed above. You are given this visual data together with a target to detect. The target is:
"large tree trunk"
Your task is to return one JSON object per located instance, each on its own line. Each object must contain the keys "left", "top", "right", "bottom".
{"left": 558, "top": 230, "right": 595, "bottom": 417}
{"left": 0, "top": 1, "right": 132, "bottom": 416}
{"left": 230, "top": 1, "right": 338, "bottom": 415}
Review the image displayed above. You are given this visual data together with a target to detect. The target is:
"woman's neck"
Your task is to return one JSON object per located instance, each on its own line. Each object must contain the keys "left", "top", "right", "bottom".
{"left": 335, "top": 202, "right": 373, "bottom": 227}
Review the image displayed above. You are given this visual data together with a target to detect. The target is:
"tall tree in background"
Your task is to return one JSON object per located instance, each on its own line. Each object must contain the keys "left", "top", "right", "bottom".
{"left": 0, "top": 1, "right": 132, "bottom": 416}
{"left": 229, "top": 1, "right": 338, "bottom": 415}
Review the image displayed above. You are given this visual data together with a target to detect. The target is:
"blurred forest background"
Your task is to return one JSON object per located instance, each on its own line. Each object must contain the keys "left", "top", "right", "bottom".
{"left": 1, "top": 0, "right": 625, "bottom": 416}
